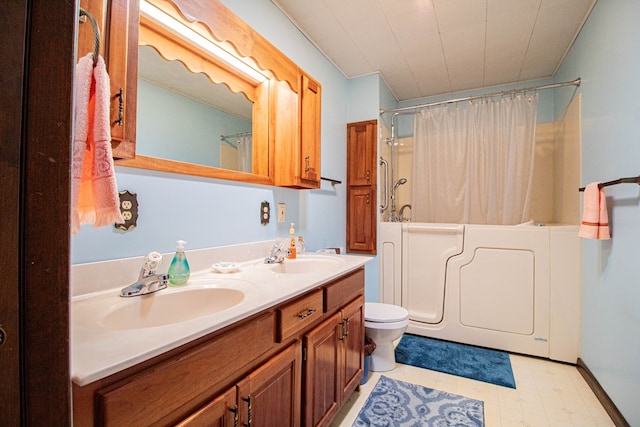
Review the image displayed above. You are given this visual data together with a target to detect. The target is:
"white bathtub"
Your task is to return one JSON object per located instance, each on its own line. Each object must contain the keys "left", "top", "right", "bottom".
{"left": 380, "top": 221, "right": 582, "bottom": 363}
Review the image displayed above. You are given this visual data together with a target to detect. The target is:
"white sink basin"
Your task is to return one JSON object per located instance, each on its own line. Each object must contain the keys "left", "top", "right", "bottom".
{"left": 268, "top": 255, "right": 345, "bottom": 274}
{"left": 100, "top": 287, "right": 245, "bottom": 330}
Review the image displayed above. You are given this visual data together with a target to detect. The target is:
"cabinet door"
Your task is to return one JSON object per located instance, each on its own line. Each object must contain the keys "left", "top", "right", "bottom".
{"left": 237, "top": 341, "right": 302, "bottom": 427}
{"left": 78, "top": 0, "right": 138, "bottom": 159}
{"left": 176, "top": 386, "right": 237, "bottom": 427}
{"left": 303, "top": 312, "right": 342, "bottom": 427}
{"left": 347, "top": 187, "right": 376, "bottom": 254}
{"left": 299, "top": 73, "right": 321, "bottom": 186}
{"left": 339, "top": 296, "right": 364, "bottom": 399}
{"left": 347, "top": 120, "right": 377, "bottom": 186}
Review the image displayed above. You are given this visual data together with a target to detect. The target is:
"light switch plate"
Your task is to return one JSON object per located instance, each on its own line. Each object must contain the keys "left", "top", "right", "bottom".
{"left": 278, "top": 203, "right": 286, "bottom": 222}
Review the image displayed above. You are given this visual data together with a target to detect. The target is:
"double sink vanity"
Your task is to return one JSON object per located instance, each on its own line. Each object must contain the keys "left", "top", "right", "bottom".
{"left": 71, "top": 242, "right": 370, "bottom": 426}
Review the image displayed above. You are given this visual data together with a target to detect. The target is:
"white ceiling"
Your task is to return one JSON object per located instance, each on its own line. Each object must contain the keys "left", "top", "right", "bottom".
{"left": 272, "top": 0, "right": 597, "bottom": 101}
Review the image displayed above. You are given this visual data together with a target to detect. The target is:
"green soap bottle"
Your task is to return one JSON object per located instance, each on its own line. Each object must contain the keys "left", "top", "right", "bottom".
{"left": 168, "top": 240, "right": 190, "bottom": 286}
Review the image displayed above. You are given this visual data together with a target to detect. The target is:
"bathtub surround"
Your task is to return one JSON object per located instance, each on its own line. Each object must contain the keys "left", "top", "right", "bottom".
{"left": 394, "top": 335, "right": 516, "bottom": 389}
{"left": 353, "top": 376, "right": 485, "bottom": 427}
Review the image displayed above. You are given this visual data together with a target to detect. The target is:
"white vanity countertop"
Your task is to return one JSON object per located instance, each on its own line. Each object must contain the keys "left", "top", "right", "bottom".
{"left": 71, "top": 249, "right": 371, "bottom": 387}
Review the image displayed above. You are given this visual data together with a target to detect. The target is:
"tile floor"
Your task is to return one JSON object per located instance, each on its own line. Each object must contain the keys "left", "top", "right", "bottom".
{"left": 331, "top": 354, "right": 615, "bottom": 426}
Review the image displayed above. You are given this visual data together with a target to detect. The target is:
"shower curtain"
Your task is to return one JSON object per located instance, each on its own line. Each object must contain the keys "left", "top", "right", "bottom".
{"left": 237, "top": 135, "right": 252, "bottom": 173}
{"left": 412, "top": 94, "right": 538, "bottom": 225}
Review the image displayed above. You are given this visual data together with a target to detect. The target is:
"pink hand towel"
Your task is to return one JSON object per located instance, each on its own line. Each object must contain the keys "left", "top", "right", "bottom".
{"left": 71, "top": 53, "right": 123, "bottom": 234}
{"left": 578, "top": 182, "right": 610, "bottom": 240}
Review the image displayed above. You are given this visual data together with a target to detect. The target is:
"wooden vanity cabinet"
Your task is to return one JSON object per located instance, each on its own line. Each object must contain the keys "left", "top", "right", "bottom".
{"left": 77, "top": 0, "right": 139, "bottom": 159}
{"left": 72, "top": 268, "right": 364, "bottom": 427}
{"left": 178, "top": 342, "right": 302, "bottom": 427}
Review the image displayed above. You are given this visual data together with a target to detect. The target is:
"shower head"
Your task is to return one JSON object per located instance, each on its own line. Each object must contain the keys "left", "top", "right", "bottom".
{"left": 393, "top": 178, "right": 407, "bottom": 191}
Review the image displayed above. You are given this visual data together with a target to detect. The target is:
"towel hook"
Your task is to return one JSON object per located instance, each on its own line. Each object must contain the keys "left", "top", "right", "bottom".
{"left": 79, "top": 8, "right": 101, "bottom": 67}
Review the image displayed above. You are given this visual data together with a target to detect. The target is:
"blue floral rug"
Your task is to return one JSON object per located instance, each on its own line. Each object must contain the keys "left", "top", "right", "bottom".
{"left": 353, "top": 376, "right": 484, "bottom": 426}
{"left": 395, "top": 334, "right": 516, "bottom": 388}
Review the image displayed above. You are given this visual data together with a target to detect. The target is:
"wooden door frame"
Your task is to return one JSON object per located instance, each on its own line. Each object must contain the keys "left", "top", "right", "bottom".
{"left": 1, "top": 1, "right": 74, "bottom": 424}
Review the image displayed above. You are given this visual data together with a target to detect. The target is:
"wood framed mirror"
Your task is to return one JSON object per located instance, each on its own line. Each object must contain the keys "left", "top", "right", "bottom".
{"left": 117, "top": 0, "right": 299, "bottom": 185}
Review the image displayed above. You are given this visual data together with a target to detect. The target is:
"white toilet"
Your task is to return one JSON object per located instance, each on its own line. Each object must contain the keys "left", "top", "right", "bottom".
{"left": 364, "top": 302, "right": 409, "bottom": 372}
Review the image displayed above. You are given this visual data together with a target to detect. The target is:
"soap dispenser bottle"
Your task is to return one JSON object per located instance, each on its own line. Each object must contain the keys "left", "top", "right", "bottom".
{"left": 287, "top": 223, "right": 297, "bottom": 259}
{"left": 168, "top": 240, "right": 190, "bottom": 286}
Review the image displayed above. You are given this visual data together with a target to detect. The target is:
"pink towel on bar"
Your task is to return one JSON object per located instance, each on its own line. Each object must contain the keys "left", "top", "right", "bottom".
{"left": 578, "top": 182, "right": 610, "bottom": 240}
{"left": 71, "top": 53, "right": 123, "bottom": 234}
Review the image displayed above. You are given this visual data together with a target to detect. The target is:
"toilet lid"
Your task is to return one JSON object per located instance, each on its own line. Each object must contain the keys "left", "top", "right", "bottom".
{"left": 365, "top": 302, "right": 409, "bottom": 323}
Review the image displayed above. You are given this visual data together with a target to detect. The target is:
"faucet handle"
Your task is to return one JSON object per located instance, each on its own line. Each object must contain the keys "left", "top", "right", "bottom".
{"left": 139, "top": 251, "right": 163, "bottom": 279}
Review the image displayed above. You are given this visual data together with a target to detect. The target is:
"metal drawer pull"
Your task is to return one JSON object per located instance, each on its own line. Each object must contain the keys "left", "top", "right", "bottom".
{"left": 229, "top": 405, "right": 239, "bottom": 427}
{"left": 115, "top": 88, "right": 124, "bottom": 126}
{"left": 242, "top": 396, "right": 252, "bottom": 427}
{"left": 297, "top": 308, "right": 316, "bottom": 319}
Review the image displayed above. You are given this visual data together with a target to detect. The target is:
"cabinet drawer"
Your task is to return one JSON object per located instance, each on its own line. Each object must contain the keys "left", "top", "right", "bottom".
{"left": 97, "top": 313, "right": 275, "bottom": 426}
{"left": 324, "top": 268, "right": 364, "bottom": 313}
{"left": 277, "top": 289, "right": 323, "bottom": 342}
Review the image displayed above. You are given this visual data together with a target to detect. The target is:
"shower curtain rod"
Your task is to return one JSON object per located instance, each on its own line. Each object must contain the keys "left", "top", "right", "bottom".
{"left": 380, "top": 78, "right": 581, "bottom": 115}
{"left": 220, "top": 131, "right": 251, "bottom": 147}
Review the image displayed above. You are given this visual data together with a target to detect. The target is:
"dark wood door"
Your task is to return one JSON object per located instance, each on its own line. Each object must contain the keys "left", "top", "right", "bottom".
{"left": 1, "top": 1, "right": 74, "bottom": 425}
{"left": 176, "top": 386, "right": 237, "bottom": 427}
{"left": 347, "top": 120, "right": 377, "bottom": 186}
{"left": 303, "top": 313, "right": 341, "bottom": 427}
{"left": 340, "top": 297, "right": 364, "bottom": 399}
{"left": 237, "top": 341, "right": 302, "bottom": 427}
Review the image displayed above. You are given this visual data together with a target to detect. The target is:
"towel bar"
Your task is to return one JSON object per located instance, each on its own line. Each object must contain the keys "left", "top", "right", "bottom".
{"left": 579, "top": 175, "right": 640, "bottom": 192}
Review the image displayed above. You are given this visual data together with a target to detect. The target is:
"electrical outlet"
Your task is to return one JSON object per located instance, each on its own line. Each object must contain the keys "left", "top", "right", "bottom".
{"left": 278, "top": 203, "right": 286, "bottom": 222}
{"left": 261, "top": 201, "right": 270, "bottom": 225}
{"left": 114, "top": 190, "right": 138, "bottom": 231}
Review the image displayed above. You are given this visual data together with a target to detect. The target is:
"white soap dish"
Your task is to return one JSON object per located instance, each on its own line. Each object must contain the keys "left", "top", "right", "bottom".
{"left": 211, "top": 262, "right": 241, "bottom": 274}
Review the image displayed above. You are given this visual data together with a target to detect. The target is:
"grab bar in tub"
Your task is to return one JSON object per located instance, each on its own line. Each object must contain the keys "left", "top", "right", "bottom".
{"left": 380, "top": 157, "right": 389, "bottom": 212}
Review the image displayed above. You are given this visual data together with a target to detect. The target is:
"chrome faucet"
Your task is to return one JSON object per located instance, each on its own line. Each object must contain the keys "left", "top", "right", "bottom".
{"left": 399, "top": 204, "right": 412, "bottom": 222}
{"left": 120, "top": 252, "right": 169, "bottom": 297}
{"left": 264, "top": 238, "right": 287, "bottom": 264}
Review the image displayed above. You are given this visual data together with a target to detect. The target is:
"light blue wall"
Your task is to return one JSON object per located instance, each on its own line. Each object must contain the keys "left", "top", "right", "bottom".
{"left": 555, "top": 1, "right": 640, "bottom": 424}
{"left": 72, "top": 1, "right": 353, "bottom": 266}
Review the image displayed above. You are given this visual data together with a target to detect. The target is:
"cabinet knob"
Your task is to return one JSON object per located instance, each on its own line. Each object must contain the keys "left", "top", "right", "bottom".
{"left": 305, "top": 155, "right": 310, "bottom": 173}
{"left": 366, "top": 170, "right": 370, "bottom": 181}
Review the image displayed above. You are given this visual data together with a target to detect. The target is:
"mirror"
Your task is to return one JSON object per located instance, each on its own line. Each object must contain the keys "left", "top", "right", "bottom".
{"left": 137, "top": 45, "right": 254, "bottom": 173}
{"left": 116, "top": 0, "right": 303, "bottom": 185}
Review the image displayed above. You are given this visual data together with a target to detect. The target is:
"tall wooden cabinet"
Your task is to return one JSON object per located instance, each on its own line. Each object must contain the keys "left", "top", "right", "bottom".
{"left": 77, "top": 0, "right": 139, "bottom": 159}
{"left": 347, "top": 120, "right": 378, "bottom": 254}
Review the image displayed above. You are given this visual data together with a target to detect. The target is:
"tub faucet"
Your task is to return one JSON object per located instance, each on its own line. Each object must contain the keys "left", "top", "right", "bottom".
{"left": 399, "top": 204, "right": 412, "bottom": 221}
{"left": 120, "top": 252, "right": 169, "bottom": 297}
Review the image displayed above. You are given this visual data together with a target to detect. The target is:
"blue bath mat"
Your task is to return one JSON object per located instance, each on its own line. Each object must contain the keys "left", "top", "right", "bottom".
{"left": 353, "top": 375, "right": 484, "bottom": 426}
{"left": 394, "top": 334, "right": 516, "bottom": 388}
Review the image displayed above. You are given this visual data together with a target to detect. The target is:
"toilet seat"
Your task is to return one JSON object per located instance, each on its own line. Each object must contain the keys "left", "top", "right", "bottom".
{"left": 365, "top": 302, "right": 409, "bottom": 323}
